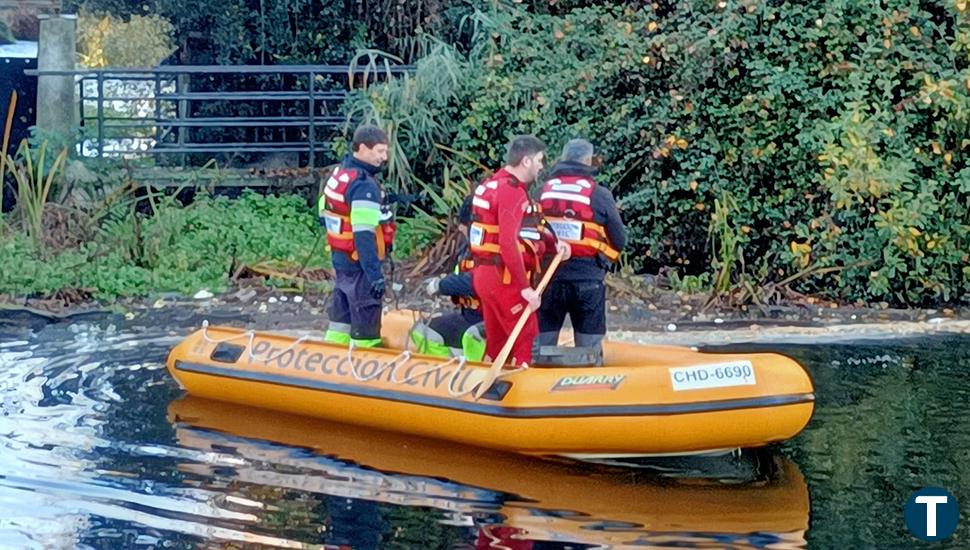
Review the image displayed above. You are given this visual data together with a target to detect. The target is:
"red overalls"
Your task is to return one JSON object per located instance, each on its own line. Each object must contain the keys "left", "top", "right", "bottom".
{"left": 469, "top": 168, "right": 550, "bottom": 366}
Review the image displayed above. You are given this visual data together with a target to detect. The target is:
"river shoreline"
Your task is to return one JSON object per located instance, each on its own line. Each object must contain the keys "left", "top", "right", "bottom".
{"left": 3, "top": 280, "right": 966, "bottom": 345}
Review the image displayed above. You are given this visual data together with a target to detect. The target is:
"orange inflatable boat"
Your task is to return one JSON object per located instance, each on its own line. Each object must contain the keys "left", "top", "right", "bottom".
{"left": 165, "top": 310, "right": 815, "bottom": 458}
{"left": 169, "top": 396, "right": 810, "bottom": 548}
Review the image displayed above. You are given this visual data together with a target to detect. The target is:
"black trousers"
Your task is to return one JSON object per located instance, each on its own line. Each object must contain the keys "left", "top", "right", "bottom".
{"left": 537, "top": 279, "right": 607, "bottom": 339}
{"left": 329, "top": 269, "right": 382, "bottom": 340}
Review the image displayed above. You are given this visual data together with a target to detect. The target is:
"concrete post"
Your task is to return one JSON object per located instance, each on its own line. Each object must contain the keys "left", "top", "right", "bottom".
{"left": 36, "top": 14, "right": 77, "bottom": 139}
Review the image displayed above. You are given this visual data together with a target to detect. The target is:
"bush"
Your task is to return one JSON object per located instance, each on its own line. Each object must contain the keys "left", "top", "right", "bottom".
{"left": 0, "top": 192, "right": 328, "bottom": 299}
{"left": 57, "top": 0, "right": 970, "bottom": 306}
{"left": 7, "top": 6, "right": 42, "bottom": 41}
{"left": 77, "top": 10, "right": 176, "bottom": 68}
{"left": 0, "top": 235, "right": 89, "bottom": 296}
{"left": 351, "top": 1, "right": 970, "bottom": 306}
{"left": 67, "top": 0, "right": 471, "bottom": 64}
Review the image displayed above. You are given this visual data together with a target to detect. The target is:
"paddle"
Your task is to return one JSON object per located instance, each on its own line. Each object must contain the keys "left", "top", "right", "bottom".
{"left": 473, "top": 248, "right": 566, "bottom": 399}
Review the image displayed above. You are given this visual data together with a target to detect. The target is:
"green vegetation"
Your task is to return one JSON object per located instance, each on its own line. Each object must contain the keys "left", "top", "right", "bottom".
{"left": 11, "top": 0, "right": 970, "bottom": 307}
{"left": 349, "top": 1, "right": 970, "bottom": 307}
{"left": 77, "top": 10, "right": 177, "bottom": 68}
{"left": 1, "top": 191, "right": 328, "bottom": 299}
{"left": 65, "top": 0, "right": 459, "bottom": 64}
{"left": 7, "top": 139, "right": 69, "bottom": 248}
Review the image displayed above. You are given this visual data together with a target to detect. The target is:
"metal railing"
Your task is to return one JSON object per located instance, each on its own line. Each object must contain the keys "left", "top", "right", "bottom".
{"left": 28, "top": 64, "right": 413, "bottom": 169}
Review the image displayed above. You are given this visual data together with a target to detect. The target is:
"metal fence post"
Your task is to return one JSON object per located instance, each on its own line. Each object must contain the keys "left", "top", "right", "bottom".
{"left": 77, "top": 77, "right": 85, "bottom": 142}
{"left": 154, "top": 72, "right": 162, "bottom": 149}
{"left": 176, "top": 71, "right": 187, "bottom": 168}
{"left": 96, "top": 70, "right": 104, "bottom": 158}
{"left": 308, "top": 71, "right": 316, "bottom": 170}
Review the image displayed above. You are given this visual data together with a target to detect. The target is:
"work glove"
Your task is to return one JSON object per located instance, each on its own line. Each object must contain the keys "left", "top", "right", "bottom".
{"left": 424, "top": 277, "right": 441, "bottom": 297}
{"left": 370, "top": 278, "right": 386, "bottom": 300}
{"left": 520, "top": 287, "right": 541, "bottom": 312}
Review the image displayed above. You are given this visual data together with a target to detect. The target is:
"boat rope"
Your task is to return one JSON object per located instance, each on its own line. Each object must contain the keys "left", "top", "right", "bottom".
{"left": 200, "top": 320, "right": 313, "bottom": 363}
{"left": 446, "top": 357, "right": 477, "bottom": 397}
{"left": 350, "top": 348, "right": 413, "bottom": 382}
{"left": 200, "top": 320, "right": 255, "bottom": 346}
{"left": 197, "top": 320, "right": 527, "bottom": 398}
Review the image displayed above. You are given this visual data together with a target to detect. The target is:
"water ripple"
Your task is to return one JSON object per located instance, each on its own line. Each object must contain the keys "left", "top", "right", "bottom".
{"left": 4, "top": 312, "right": 965, "bottom": 548}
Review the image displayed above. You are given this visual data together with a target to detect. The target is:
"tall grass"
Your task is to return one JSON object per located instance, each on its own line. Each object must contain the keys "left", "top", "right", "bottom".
{"left": 709, "top": 191, "right": 741, "bottom": 296}
{"left": 345, "top": 42, "right": 469, "bottom": 194}
{"left": 7, "top": 139, "right": 69, "bottom": 248}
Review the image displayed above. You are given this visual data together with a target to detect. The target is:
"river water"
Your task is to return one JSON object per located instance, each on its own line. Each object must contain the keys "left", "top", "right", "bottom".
{"left": 1, "top": 311, "right": 967, "bottom": 549}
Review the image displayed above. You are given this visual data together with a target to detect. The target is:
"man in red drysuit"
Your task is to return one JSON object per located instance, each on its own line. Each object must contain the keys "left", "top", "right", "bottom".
{"left": 468, "top": 134, "right": 570, "bottom": 367}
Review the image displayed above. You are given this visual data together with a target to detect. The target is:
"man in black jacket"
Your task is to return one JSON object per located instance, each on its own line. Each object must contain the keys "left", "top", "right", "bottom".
{"left": 411, "top": 197, "right": 485, "bottom": 359}
{"left": 536, "top": 139, "right": 627, "bottom": 361}
{"left": 318, "top": 125, "right": 395, "bottom": 347}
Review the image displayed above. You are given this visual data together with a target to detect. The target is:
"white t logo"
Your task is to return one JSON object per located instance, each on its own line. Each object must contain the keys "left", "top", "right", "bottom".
{"left": 916, "top": 496, "right": 949, "bottom": 536}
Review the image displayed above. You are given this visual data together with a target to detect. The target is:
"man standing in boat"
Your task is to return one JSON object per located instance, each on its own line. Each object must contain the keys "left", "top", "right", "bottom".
{"left": 536, "top": 139, "right": 626, "bottom": 363}
{"left": 319, "top": 124, "right": 396, "bottom": 348}
{"left": 469, "top": 135, "right": 569, "bottom": 367}
{"left": 413, "top": 196, "right": 487, "bottom": 359}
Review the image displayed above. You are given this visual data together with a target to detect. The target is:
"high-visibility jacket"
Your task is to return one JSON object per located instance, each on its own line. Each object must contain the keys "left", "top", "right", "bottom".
{"left": 539, "top": 175, "right": 619, "bottom": 262}
{"left": 318, "top": 165, "right": 396, "bottom": 261}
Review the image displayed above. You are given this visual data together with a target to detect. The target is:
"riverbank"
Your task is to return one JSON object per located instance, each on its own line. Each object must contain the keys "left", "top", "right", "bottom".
{"left": 3, "top": 187, "right": 966, "bottom": 341}
{"left": 2, "top": 277, "right": 966, "bottom": 345}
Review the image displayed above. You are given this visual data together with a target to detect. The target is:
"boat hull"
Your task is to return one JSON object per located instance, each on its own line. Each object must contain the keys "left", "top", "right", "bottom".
{"left": 166, "top": 311, "right": 815, "bottom": 456}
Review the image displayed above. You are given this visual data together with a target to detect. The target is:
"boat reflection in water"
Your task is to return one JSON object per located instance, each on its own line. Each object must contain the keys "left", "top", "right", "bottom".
{"left": 169, "top": 396, "right": 809, "bottom": 549}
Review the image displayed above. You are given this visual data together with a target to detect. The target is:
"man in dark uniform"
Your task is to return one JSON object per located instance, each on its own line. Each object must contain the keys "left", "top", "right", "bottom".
{"left": 412, "top": 197, "right": 487, "bottom": 359}
{"left": 319, "top": 124, "right": 396, "bottom": 347}
{"left": 537, "top": 139, "right": 626, "bottom": 361}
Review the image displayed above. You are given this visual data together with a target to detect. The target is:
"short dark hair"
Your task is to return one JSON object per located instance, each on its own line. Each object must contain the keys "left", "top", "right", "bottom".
{"left": 352, "top": 124, "right": 388, "bottom": 152}
{"left": 505, "top": 134, "right": 546, "bottom": 166}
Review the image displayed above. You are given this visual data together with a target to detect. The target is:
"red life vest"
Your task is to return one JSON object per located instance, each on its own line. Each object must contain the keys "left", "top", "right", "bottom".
{"left": 468, "top": 173, "right": 544, "bottom": 283}
{"left": 318, "top": 166, "right": 396, "bottom": 261}
{"left": 539, "top": 175, "right": 619, "bottom": 262}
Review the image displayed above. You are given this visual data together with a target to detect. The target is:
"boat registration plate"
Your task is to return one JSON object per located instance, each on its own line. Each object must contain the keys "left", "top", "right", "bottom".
{"left": 669, "top": 361, "right": 756, "bottom": 391}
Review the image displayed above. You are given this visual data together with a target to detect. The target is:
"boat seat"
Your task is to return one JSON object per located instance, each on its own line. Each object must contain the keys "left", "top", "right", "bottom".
{"left": 535, "top": 345, "right": 602, "bottom": 368}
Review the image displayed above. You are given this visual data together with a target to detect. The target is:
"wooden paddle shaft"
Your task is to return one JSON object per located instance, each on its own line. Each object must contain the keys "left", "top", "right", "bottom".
{"left": 474, "top": 249, "right": 565, "bottom": 398}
